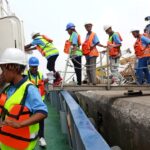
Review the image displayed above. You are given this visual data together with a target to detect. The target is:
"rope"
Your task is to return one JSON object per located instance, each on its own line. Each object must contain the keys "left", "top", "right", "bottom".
{"left": 67, "top": 54, "right": 106, "bottom": 71}
{"left": 69, "top": 56, "right": 101, "bottom": 67}
{"left": 62, "top": 51, "right": 150, "bottom": 86}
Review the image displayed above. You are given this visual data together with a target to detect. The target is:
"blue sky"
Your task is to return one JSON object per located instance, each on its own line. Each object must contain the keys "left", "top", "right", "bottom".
{"left": 9, "top": 0, "right": 150, "bottom": 77}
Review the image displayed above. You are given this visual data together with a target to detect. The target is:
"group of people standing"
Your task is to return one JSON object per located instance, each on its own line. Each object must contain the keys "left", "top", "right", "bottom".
{"left": 24, "top": 22, "right": 150, "bottom": 86}
{"left": 64, "top": 22, "right": 125, "bottom": 85}
{"left": 64, "top": 23, "right": 150, "bottom": 86}
{"left": 0, "top": 22, "right": 150, "bottom": 150}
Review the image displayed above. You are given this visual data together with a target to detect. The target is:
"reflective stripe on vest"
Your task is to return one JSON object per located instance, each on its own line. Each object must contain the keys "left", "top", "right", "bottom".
{"left": 35, "top": 35, "right": 59, "bottom": 57}
{"left": 134, "top": 35, "right": 150, "bottom": 58}
{"left": 27, "top": 71, "right": 45, "bottom": 100}
{"left": 64, "top": 32, "right": 82, "bottom": 56}
{"left": 108, "top": 32, "right": 122, "bottom": 57}
{"left": 82, "top": 32, "right": 99, "bottom": 56}
{"left": 0, "top": 81, "right": 39, "bottom": 150}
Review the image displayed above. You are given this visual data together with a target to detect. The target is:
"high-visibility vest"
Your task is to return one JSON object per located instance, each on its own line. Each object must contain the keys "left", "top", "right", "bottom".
{"left": 0, "top": 81, "right": 39, "bottom": 150}
{"left": 27, "top": 71, "right": 45, "bottom": 100}
{"left": 82, "top": 32, "right": 99, "bottom": 56}
{"left": 134, "top": 35, "right": 150, "bottom": 58}
{"left": 64, "top": 32, "right": 82, "bottom": 56}
{"left": 108, "top": 32, "right": 122, "bottom": 57}
{"left": 35, "top": 35, "right": 59, "bottom": 58}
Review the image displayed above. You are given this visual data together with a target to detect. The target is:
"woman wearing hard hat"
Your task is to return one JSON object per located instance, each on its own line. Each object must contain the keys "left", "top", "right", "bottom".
{"left": 64, "top": 23, "right": 82, "bottom": 85}
{"left": 0, "top": 48, "right": 48, "bottom": 150}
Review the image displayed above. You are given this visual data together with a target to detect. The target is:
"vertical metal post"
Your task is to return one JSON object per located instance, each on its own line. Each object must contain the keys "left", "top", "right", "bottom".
{"left": 100, "top": 52, "right": 102, "bottom": 67}
{"left": 106, "top": 48, "right": 110, "bottom": 90}
{"left": 100, "top": 52, "right": 103, "bottom": 83}
{"left": 61, "top": 54, "right": 70, "bottom": 89}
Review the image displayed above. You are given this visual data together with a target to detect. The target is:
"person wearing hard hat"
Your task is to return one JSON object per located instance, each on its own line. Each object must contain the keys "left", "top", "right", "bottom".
{"left": 25, "top": 32, "right": 62, "bottom": 86}
{"left": 0, "top": 48, "right": 48, "bottom": 150}
{"left": 26, "top": 56, "right": 48, "bottom": 147}
{"left": 83, "top": 23, "right": 106, "bottom": 85}
{"left": 131, "top": 29, "right": 150, "bottom": 85}
{"left": 103, "top": 25, "right": 125, "bottom": 85}
{"left": 143, "top": 28, "right": 150, "bottom": 39}
{"left": 64, "top": 23, "right": 82, "bottom": 85}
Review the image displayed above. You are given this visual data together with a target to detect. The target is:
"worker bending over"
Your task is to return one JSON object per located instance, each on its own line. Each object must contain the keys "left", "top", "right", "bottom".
{"left": 25, "top": 32, "right": 62, "bottom": 86}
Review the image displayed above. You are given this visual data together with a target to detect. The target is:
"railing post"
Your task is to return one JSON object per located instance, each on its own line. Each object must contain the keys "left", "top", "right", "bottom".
{"left": 106, "top": 48, "right": 110, "bottom": 90}
{"left": 100, "top": 52, "right": 104, "bottom": 83}
{"left": 61, "top": 54, "right": 70, "bottom": 89}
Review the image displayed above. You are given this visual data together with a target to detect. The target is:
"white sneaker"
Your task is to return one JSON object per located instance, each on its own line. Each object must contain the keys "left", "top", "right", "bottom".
{"left": 111, "top": 82, "right": 119, "bottom": 86}
{"left": 39, "top": 137, "right": 47, "bottom": 147}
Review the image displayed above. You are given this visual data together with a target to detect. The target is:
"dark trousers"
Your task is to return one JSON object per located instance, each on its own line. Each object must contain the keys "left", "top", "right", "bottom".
{"left": 72, "top": 56, "right": 82, "bottom": 85}
{"left": 47, "top": 55, "right": 58, "bottom": 72}
{"left": 38, "top": 119, "right": 45, "bottom": 138}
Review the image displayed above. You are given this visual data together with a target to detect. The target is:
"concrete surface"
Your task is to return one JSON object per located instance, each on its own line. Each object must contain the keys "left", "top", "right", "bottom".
{"left": 76, "top": 90, "right": 150, "bottom": 150}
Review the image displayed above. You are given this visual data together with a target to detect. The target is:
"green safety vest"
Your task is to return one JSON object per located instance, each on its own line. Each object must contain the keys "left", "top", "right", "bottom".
{"left": 27, "top": 70, "right": 45, "bottom": 100}
{"left": 69, "top": 32, "right": 82, "bottom": 56}
{"left": 0, "top": 81, "right": 39, "bottom": 150}
{"left": 108, "top": 32, "right": 122, "bottom": 44}
{"left": 108, "top": 33, "right": 115, "bottom": 43}
{"left": 35, "top": 35, "right": 59, "bottom": 58}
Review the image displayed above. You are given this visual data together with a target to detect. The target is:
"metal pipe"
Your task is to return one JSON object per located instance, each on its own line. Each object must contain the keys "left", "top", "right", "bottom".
{"left": 106, "top": 48, "right": 110, "bottom": 90}
{"left": 61, "top": 54, "right": 70, "bottom": 89}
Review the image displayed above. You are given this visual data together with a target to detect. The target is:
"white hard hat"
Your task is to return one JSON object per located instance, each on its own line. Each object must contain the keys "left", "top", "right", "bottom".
{"left": 31, "top": 32, "right": 40, "bottom": 37}
{"left": 84, "top": 22, "right": 93, "bottom": 26}
{"left": 130, "top": 29, "right": 140, "bottom": 32}
{"left": 103, "top": 25, "right": 112, "bottom": 31}
{"left": 0, "top": 48, "right": 27, "bottom": 65}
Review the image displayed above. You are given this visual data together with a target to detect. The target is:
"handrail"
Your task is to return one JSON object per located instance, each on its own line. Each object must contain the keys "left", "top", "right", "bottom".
{"left": 60, "top": 90, "right": 111, "bottom": 150}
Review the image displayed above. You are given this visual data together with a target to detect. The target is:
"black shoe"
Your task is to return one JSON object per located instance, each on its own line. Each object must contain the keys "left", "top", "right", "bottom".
{"left": 77, "top": 82, "right": 82, "bottom": 86}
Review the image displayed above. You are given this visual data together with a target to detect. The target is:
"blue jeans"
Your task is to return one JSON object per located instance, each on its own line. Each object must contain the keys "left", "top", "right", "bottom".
{"left": 136, "top": 57, "right": 150, "bottom": 84}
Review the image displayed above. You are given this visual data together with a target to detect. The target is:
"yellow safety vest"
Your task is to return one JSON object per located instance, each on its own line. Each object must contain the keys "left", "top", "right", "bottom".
{"left": 0, "top": 81, "right": 39, "bottom": 150}
{"left": 35, "top": 35, "right": 59, "bottom": 58}
{"left": 69, "top": 32, "right": 82, "bottom": 56}
{"left": 27, "top": 71, "right": 45, "bottom": 100}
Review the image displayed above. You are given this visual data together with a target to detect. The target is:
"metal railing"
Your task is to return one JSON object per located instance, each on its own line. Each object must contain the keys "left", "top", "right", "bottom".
{"left": 60, "top": 48, "right": 135, "bottom": 90}
{"left": 48, "top": 90, "right": 111, "bottom": 150}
